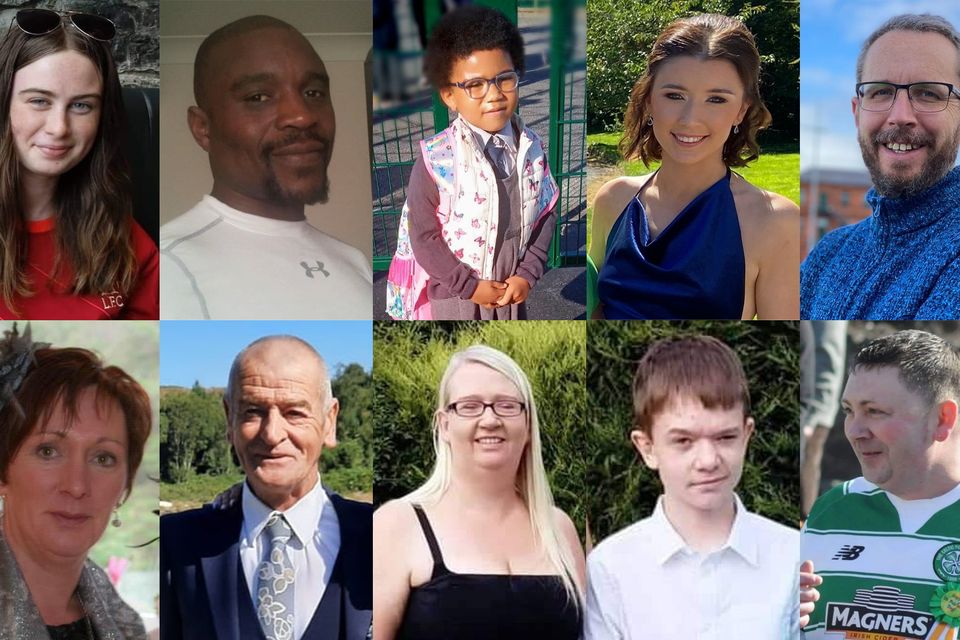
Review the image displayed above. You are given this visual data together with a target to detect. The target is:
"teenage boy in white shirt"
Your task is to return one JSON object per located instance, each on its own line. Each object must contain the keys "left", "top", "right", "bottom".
{"left": 585, "top": 335, "right": 800, "bottom": 640}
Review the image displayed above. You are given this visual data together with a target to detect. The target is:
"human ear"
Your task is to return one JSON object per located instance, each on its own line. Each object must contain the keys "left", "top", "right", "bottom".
{"left": 323, "top": 399, "right": 340, "bottom": 449}
{"left": 630, "top": 429, "right": 657, "bottom": 470}
{"left": 933, "top": 399, "right": 958, "bottom": 442}
{"left": 852, "top": 97, "right": 860, "bottom": 127}
{"left": 187, "top": 106, "right": 212, "bottom": 152}
{"left": 743, "top": 417, "right": 755, "bottom": 444}
{"left": 439, "top": 86, "right": 458, "bottom": 112}
{"left": 437, "top": 410, "right": 451, "bottom": 443}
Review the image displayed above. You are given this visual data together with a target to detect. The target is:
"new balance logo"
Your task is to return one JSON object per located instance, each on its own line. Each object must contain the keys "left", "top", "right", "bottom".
{"left": 832, "top": 545, "right": 865, "bottom": 560}
{"left": 301, "top": 260, "right": 330, "bottom": 278}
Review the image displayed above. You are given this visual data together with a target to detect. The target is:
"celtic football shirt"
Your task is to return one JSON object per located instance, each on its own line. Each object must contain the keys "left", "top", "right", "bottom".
{"left": 801, "top": 478, "right": 960, "bottom": 640}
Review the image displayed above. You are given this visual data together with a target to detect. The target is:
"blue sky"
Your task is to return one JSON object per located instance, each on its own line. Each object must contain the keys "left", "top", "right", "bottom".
{"left": 159, "top": 321, "right": 372, "bottom": 388}
{"left": 800, "top": 0, "right": 960, "bottom": 171}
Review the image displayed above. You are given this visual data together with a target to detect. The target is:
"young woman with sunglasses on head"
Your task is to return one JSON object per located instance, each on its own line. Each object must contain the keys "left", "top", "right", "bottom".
{"left": 0, "top": 8, "right": 158, "bottom": 319}
{"left": 589, "top": 14, "right": 799, "bottom": 320}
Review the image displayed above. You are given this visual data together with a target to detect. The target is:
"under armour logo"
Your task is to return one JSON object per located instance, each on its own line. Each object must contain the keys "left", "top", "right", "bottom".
{"left": 301, "top": 260, "right": 330, "bottom": 278}
{"left": 832, "top": 545, "right": 865, "bottom": 560}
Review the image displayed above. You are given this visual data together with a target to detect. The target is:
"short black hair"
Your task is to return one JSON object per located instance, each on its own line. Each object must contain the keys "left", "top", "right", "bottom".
{"left": 852, "top": 330, "right": 960, "bottom": 406}
{"left": 423, "top": 5, "right": 525, "bottom": 90}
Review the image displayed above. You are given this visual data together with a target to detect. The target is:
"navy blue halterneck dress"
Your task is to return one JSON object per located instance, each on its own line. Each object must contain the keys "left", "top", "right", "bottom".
{"left": 597, "top": 170, "right": 745, "bottom": 319}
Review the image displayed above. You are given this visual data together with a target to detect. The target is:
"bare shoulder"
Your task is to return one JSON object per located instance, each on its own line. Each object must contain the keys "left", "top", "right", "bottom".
{"left": 593, "top": 175, "right": 649, "bottom": 223}
{"left": 374, "top": 499, "right": 417, "bottom": 537}
{"left": 731, "top": 175, "right": 800, "bottom": 239}
{"left": 552, "top": 506, "right": 579, "bottom": 542}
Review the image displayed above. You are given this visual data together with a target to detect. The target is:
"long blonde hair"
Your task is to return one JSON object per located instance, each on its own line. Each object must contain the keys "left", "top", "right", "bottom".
{"left": 402, "top": 345, "right": 582, "bottom": 605}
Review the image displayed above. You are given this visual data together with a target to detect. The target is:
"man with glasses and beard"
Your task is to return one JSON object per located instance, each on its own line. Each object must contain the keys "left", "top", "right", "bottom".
{"left": 802, "top": 14, "right": 960, "bottom": 320}
{"left": 159, "top": 16, "right": 372, "bottom": 320}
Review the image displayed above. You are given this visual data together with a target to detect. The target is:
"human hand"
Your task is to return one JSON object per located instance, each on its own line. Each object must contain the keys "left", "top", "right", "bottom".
{"left": 799, "top": 560, "right": 822, "bottom": 629}
{"left": 496, "top": 275, "right": 531, "bottom": 307}
{"left": 208, "top": 481, "right": 243, "bottom": 510}
{"left": 470, "top": 279, "right": 508, "bottom": 308}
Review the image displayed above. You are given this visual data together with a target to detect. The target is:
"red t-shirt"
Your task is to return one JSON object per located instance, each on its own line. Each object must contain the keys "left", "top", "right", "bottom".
{"left": 0, "top": 217, "right": 159, "bottom": 319}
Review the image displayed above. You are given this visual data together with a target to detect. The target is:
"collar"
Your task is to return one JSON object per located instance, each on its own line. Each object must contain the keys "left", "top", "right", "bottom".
{"left": 649, "top": 494, "right": 759, "bottom": 567}
{"left": 203, "top": 194, "right": 311, "bottom": 237}
{"left": 240, "top": 474, "right": 328, "bottom": 549}
{"left": 865, "top": 164, "right": 960, "bottom": 235}
{"left": 25, "top": 217, "right": 54, "bottom": 234}
{"left": 461, "top": 117, "right": 518, "bottom": 156}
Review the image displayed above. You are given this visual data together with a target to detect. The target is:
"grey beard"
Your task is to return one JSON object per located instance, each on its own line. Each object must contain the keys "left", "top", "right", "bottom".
{"left": 860, "top": 132, "right": 958, "bottom": 198}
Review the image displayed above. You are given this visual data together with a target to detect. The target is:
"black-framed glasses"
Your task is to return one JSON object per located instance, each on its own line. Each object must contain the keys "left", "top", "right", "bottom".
{"left": 856, "top": 81, "right": 960, "bottom": 113}
{"left": 14, "top": 9, "right": 116, "bottom": 42}
{"left": 446, "top": 399, "right": 526, "bottom": 418}
{"left": 450, "top": 71, "right": 520, "bottom": 100}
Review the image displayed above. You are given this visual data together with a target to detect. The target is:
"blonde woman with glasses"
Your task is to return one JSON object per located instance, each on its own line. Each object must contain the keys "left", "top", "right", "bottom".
{"left": 373, "top": 345, "right": 584, "bottom": 639}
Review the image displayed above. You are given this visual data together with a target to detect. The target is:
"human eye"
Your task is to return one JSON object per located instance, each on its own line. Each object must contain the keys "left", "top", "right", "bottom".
{"left": 863, "top": 84, "right": 893, "bottom": 100}
{"left": 35, "top": 443, "right": 59, "bottom": 459}
{"left": 93, "top": 451, "right": 118, "bottom": 467}
{"left": 913, "top": 83, "right": 949, "bottom": 102}
{"left": 494, "top": 400, "right": 523, "bottom": 415}
{"left": 304, "top": 86, "right": 328, "bottom": 101}
{"left": 664, "top": 92, "right": 685, "bottom": 101}
{"left": 244, "top": 92, "right": 271, "bottom": 103}
{"left": 455, "top": 400, "right": 483, "bottom": 415}
{"left": 70, "top": 101, "right": 95, "bottom": 113}
{"left": 707, "top": 95, "right": 729, "bottom": 104}
{"left": 27, "top": 97, "right": 51, "bottom": 108}
{"left": 672, "top": 436, "right": 692, "bottom": 447}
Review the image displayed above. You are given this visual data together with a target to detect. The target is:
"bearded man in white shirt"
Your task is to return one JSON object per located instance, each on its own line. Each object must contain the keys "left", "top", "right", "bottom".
{"left": 585, "top": 336, "right": 800, "bottom": 640}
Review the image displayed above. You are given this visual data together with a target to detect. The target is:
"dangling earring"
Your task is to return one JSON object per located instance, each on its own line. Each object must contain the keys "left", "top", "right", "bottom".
{"left": 733, "top": 124, "right": 740, "bottom": 135}
{"left": 646, "top": 116, "right": 653, "bottom": 127}
{"left": 111, "top": 507, "right": 121, "bottom": 528}
{"left": 0, "top": 495, "right": 5, "bottom": 518}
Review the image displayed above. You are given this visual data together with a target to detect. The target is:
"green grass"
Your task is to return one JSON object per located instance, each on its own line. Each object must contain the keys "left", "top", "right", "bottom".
{"left": 587, "top": 132, "right": 800, "bottom": 204}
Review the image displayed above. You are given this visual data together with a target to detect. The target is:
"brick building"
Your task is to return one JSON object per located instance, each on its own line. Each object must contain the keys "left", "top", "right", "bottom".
{"left": 800, "top": 167, "right": 873, "bottom": 257}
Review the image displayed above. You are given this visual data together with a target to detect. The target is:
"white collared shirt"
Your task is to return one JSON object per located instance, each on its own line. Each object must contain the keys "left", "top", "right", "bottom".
{"left": 240, "top": 476, "right": 341, "bottom": 640}
{"left": 462, "top": 118, "right": 518, "bottom": 161}
{"left": 585, "top": 495, "right": 800, "bottom": 640}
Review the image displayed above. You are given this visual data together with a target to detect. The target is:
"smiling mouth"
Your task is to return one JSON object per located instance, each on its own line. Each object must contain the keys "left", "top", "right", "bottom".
{"left": 36, "top": 145, "right": 71, "bottom": 157}
{"left": 475, "top": 436, "right": 505, "bottom": 444}
{"left": 883, "top": 142, "right": 922, "bottom": 153}
{"left": 691, "top": 477, "right": 727, "bottom": 488}
{"left": 673, "top": 133, "right": 707, "bottom": 144}
{"left": 50, "top": 511, "right": 90, "bottom": 525}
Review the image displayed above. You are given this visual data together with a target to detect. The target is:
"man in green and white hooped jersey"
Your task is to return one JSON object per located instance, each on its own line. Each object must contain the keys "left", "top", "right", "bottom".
{"left": 800, "top": 329, "right": 960, "bottom": 640}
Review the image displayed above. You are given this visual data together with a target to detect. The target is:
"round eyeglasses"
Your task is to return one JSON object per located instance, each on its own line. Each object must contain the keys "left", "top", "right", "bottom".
{"left": 450, "top": 71, "right": 520, "bottom": 100}
{"left": 856, "top": 81, "right": 960, "bottom": 113}
{"left": 446, "top": 399, "right": 525, "bottom": 418}
{"left": 14, "top": 9, "right": 116, "bottom": 42}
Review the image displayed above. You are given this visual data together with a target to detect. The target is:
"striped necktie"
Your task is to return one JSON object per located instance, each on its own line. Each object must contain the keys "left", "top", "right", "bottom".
{"left": 487, "top": 135, "right": 513, "bottom": 179}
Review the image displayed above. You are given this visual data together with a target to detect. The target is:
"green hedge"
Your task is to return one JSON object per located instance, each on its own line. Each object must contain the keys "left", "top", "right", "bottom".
{"left": 586, "top": 321, "right": 800, "bottom": 543}
{"left": 586, "top": 0, "right": 798, "bottom": 140}
{"left": 373, "top": 321, "right": 588, "bottom": 534}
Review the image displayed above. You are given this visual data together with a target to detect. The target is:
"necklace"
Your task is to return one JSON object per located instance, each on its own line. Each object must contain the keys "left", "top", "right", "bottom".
{"left": 74, "top": 589, "right": 95, "bottom": 640}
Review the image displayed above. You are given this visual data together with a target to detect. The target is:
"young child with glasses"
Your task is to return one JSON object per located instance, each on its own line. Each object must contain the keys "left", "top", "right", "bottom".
{"left": 386, "top": 5, "right": 559, "bottom": 320}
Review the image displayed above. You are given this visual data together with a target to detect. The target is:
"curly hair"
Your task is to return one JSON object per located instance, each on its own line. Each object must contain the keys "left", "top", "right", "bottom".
{"left": 620, "top": 13, "right": 772, "bottom": 168}
{"left": 423, "top": 5, "right": 525, "bottom": 90}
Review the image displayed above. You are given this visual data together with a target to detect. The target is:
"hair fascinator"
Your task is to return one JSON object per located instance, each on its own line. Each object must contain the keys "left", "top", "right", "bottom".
{"left": 0, "top": 323, "right": 49, "bottom": 416}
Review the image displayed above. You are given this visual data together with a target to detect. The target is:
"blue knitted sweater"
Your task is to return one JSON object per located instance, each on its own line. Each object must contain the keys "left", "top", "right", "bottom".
{"left": 801, "top": 166, "right": 960, "bottom": 319}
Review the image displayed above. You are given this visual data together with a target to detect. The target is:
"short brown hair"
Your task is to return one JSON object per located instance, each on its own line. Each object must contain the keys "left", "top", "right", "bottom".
{"left": 620, "top": 13, "right": 772, "bottom": 168}
{"left": 0, "top": 348, "right": 152, "bottom": 498}
{"left": 632, "top": 335, "right": 751, "bottom": 437}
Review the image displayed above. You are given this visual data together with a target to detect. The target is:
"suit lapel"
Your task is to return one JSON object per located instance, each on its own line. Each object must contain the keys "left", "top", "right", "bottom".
{"left": 200, "top": 503, "right": 245, "bottom": 640}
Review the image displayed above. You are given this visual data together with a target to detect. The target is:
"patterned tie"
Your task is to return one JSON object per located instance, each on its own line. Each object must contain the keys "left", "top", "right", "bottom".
{"left": 256, "top": 512, "right": 296, "bottom": 640}
{"left": 487, "top": 135, "right": 513, "bottom": 179}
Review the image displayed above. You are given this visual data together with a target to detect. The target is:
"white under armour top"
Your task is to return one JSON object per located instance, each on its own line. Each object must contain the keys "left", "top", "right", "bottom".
{"left": 160, "top": 196, "right": 372, "bottom": 319}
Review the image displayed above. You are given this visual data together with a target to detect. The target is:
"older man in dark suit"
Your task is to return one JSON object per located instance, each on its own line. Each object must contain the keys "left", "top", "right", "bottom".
{"left": 160, "top": 335, "right": 372, "bottom": 640}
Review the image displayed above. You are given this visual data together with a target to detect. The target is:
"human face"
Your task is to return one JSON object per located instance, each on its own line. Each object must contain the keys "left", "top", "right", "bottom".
{"left": 9, "top": 50, "right": 102, "bottom": 183}
{"left": 440, "top": 49, "right": 519, "bottom": 134}
{"left": 190, "top": 27, "right": 336, "bottom": 216}
{"left": 437, "top": 362, "right": 529, "bottom": 473}
{"left": 854, "top": 30, "right": 960, "bottom": 197}
{"left": 842, "top": 366, "right": 940, "bottom": 498}
{"left": 632, "top": 397, "right": 753, "bottom": 516}
{"left": 0, "top": 388, "right": 127, "bottom": 563}
{"left": 226, "top": 341, "right": 337, "bottom": 511}
{"left": 647, "top": 56, "right": 748, "bottom": 170}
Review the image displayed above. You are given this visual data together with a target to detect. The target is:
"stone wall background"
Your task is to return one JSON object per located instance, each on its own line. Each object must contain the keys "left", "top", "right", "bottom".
{"left": 0, "top": 0, "right": 158, "bottom": 87}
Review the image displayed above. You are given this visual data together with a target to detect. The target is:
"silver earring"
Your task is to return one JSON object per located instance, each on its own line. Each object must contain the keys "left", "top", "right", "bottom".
{"left": 646, "top": 116, "right": 653, "bottom": 127}
{"left": 0, "top": 495, "right": 5, "bottom": 518}
{"left": 733, "top": 124, "right": 740, "bottom": 134}
{"left": 111, "top": 508, "right": 121, "bottom": 528}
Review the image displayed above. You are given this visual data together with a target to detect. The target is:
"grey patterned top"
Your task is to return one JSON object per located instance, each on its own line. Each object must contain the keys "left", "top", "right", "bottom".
{"left": 0, "top": 531, "right": 146, "bottom": 640}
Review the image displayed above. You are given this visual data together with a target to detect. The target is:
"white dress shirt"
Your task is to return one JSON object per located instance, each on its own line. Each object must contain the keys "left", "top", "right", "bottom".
{"left": 585, "top": 495, "right": 800, "bottom": 640}
{"left": 240, "top": 476, "right": 341, "bottom": 640}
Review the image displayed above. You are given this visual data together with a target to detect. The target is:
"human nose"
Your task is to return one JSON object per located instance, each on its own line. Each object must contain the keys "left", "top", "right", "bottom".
{"left": 886, "top": 87, "right": 918, "bottom": 126}
{"left": 259, "top": 407, "right": 288, "bottom": 445}
{"left": 844, "top": 412, "right": 871, "bottom": 441}
{"left": 276, "top": 90, "right": 320, "bottom": 129}
{"left": 59, "top": 454, "right": 90, "bottom": 499}
{"left": 45, "top": 106, "right": 70, "bottom": 138}
{"left": 692, "top": 439, "right": 721, "bottom": 470}
{"left": 476, "top": 404, "right": 502, "bottom": 425}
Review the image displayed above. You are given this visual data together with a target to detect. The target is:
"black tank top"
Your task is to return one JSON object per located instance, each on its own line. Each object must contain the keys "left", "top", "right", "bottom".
{"left": 396, "top": 505, "right": 581, "bottom": 640}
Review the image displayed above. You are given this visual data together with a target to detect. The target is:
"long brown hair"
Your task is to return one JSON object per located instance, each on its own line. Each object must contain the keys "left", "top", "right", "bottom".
{"left": 620, "top": 13, "right": 773, "bottom": 168}
{"left": 0, "top": 22, "right": 136, "bottom": 310}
